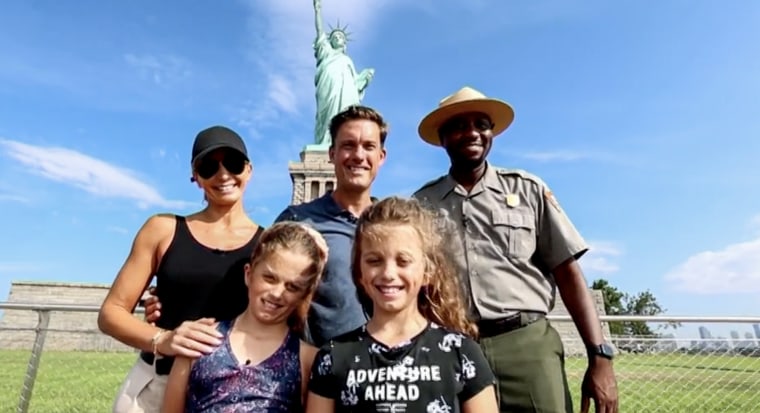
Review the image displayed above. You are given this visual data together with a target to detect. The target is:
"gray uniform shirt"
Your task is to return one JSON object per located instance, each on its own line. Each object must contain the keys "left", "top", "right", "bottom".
{"left": 413, "top": 163, "right": 588, "bottom": 321}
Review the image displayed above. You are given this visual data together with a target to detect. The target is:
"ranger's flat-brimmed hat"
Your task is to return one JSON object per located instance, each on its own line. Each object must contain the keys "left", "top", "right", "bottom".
{"left": 417, "top": 86, "right": 515, "bottom": 146}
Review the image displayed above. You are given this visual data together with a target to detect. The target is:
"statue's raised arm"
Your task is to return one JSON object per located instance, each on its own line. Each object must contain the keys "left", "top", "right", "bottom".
{"left": 313, "top": 0, "right": 324, "bottom": 38}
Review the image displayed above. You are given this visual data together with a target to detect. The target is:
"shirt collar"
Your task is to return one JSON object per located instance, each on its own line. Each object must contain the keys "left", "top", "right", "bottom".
{"left": 440, "top": 162, "right": 504, "bottom": 199}
{"left": 318, "top": 191, "right": 373, "bottom": 222}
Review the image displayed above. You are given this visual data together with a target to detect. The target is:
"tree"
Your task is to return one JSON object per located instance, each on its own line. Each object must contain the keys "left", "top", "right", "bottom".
{"left": 623, "top": 290, "right": 668, "bottom": 336}
{"left": 591, "top": 279, "right": 676, "bottom": 337}
{"left": 591, "top": 279, "right": 627, "bottom": 335}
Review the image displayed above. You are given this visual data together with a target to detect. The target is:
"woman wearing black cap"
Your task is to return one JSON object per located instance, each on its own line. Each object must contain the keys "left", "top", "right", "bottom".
{"left": 98, "top": 125, "right": 264, "bottom": 413}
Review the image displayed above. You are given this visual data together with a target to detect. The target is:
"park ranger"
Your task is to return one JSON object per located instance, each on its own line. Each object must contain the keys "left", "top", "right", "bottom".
{"left": 413, "top": 86, "right": 619, "bottom": 413}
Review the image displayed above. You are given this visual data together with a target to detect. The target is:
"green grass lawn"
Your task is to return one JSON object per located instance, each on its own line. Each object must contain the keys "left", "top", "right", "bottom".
{"left": 1, "top": 350, "right": 759, "bottom": 412}
{"left": 1, "top": 350, "right": 135, "bottom": 413}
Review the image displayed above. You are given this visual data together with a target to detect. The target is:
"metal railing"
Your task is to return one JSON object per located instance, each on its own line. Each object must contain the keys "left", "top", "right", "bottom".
{"left": 1, "top": 302, "right": 759, "bottom": 413}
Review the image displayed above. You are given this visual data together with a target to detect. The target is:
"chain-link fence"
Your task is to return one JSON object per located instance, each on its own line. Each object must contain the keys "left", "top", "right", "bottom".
{"left": 0, "top": 303, "right": 141, "bottom": 413}
{"left": 1, "top": 303, "right": 759, "bottom": 413}
{"left": 564, "top": 336, "right": 760, "bottom": 412}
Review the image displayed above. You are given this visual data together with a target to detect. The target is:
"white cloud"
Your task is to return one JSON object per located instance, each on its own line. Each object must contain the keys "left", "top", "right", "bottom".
{"left": 0, "top": 138, "right": 192, "bottom": 210}
{"left": 123, "top": 53, "right": 192, "bottom": 86}
{"left": 238, "top": 0, "right": 403, "bottom": 131}
{"left": 664, "top": 238, "right": 760, "bottom": 294}
{"left": 582, "top": 240, "right": 623, "bottom": 276}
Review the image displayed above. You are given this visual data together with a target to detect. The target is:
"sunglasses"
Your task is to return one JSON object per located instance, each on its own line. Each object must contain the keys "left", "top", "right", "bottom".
{"left": 194, "top": 152, "right": 247, "bottom": 180}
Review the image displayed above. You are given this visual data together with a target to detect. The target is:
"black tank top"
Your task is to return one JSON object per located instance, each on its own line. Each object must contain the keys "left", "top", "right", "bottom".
{"left": 154, "top": 216, "right": 264, "bottom": 331}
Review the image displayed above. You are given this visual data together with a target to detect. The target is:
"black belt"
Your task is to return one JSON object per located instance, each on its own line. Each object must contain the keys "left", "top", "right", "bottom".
{"left": 477, "top": 311, "right": 545, "bottom": 339}
{"left": 139, "top": 351, "right": 174, "bottom": 375}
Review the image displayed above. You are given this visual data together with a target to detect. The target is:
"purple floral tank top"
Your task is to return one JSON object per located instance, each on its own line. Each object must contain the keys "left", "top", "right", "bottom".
{"left": 184, "top": 319, "right": 302, "bottom": 412}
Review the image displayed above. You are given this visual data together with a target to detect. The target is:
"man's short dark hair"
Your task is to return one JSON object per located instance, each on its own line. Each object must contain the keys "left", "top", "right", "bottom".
{"left": 329, "top": 105, "right": 389, "bottom": 148}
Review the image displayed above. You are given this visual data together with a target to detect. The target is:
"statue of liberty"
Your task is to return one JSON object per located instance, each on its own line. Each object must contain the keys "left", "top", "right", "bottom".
{"left": 307, "top": 0, "right": 375, "bottom": 151}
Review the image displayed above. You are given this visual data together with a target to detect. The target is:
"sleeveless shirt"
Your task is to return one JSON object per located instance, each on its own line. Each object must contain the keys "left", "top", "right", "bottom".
{"left": 154, "top": 216, "right": 263, "bottom": 331}
{"left": 185, "top": 319, "right": 303, "bottom": 412}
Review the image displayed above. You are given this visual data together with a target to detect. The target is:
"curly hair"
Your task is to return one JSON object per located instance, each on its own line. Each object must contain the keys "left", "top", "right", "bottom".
{"left": 249, "top": 222, "right": 327, "bottom": 333}
{"left": 351, "top": 196, "right": 478, "bottom": 338}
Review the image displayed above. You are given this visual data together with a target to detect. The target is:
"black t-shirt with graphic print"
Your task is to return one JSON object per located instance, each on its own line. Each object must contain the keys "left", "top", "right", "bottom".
{"left": 308, "top": 323, "right": 496, "bottom": 413}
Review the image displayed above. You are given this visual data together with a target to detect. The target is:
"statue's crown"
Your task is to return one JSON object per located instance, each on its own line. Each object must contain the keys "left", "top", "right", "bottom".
{"left": 328, "top": 20, "right": 352, "bottom": 41}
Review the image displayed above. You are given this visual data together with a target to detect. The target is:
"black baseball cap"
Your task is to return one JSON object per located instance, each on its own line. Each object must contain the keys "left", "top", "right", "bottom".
{"left": 191, "top": 125, "right": 249, "bottom": 165}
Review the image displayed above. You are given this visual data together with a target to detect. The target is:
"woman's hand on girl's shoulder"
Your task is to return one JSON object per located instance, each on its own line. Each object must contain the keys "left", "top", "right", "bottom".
{"left": 156, "top": 318, "right": 223, "bottom": 358}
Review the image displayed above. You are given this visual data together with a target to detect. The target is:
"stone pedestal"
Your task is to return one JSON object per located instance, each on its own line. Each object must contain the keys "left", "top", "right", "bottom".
{"left": 288, "top": 149, "right": 337, "bottom": 205}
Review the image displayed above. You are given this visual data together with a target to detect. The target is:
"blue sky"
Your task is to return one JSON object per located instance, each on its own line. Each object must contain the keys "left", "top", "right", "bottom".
{"left": 1, "top": 1, "right": 758, "bottom": 339}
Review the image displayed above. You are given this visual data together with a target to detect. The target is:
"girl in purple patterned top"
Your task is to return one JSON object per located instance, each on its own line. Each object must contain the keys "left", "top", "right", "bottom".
{"left": 162, "top": 222, "right": 329, "bottom": 413}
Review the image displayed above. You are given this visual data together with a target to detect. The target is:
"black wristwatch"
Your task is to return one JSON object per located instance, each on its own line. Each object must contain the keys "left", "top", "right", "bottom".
{"left": 587, "top": 343, "right": 615, "bottom": 360}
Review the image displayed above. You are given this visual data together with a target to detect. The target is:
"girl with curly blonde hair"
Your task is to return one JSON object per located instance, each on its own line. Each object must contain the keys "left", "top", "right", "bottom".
{"left": 306, "top": 196, "right": 497, "bottom": 413}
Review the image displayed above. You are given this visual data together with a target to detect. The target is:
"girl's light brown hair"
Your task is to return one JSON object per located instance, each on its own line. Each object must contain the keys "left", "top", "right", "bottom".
{"left": 249, "top": 222, "right": 327, "bottom": 333}
{"left": 351, "top": 196, "right": 478, "bottom": 338}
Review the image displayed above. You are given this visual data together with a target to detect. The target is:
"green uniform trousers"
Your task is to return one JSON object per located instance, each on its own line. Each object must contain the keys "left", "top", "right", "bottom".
{"left": 480, "top": 317, "right": 573, "bottom": 413}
